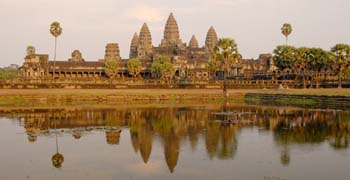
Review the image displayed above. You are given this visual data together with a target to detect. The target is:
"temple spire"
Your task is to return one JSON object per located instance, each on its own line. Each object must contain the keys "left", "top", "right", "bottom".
{"left": 104, "top": 43, "right": 121, "bottom": 61}
{"left": 138, "top": 23, "right": 153, "bottom": 57}
{"left": 160, "top": 13, "right": 183, "bottom": 47}
{"left": 205, "top": 26, "right": 218, "bottom": 51}
{"left": 129, "top": 32, "right": 139, "bottom": 58}
{"left": 131, "top": 32, "right": 139, "bottom": 47}
{"left": 188, "top": 35, "right": 199, "bottom": 48}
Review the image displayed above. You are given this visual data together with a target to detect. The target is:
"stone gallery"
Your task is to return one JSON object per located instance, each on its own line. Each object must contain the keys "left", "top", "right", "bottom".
{"left": 22, "top": 13, "right": 274, "bottom": 80}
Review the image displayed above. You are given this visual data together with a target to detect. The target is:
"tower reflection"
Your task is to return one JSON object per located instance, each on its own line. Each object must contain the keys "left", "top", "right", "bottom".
{"left": 1, "top": 105, "right": 348, "bottom": 172}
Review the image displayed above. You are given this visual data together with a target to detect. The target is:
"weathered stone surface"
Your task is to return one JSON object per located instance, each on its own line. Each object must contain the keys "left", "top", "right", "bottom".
{"left": 205, "top": 26, "right": 218, "bottom": 51}
{"left": 70, "top": 50, "right": 84, "bottom": 62}
{"left": 137, "top": 23, "right": 152, "bottom": 58}
{"left": 26, "top": 46, "right": 36, "bottom": 58}
{"left": 160, "top": 13, "right": 184, "bottom": 48}
{"left": 188, "top": 35, "right": 199, "bottom": 48}
{"left": 20, "top": 12, "right": 274, "bottom": 83}
{"left": 130, "top": 32, "right": 139, "bottom": 58}
{"left": 104, "top": 43, "right": 121, "bottom": 61}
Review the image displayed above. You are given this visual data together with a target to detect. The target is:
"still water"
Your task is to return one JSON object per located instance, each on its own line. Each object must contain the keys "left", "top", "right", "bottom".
{"left": 0, "top": 103, "right": 349, "bottom": 180}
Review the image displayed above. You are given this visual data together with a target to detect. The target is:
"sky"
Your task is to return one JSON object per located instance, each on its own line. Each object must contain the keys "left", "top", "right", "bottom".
{"left": 0, "top": 0, "right": 349, "bottom": 67}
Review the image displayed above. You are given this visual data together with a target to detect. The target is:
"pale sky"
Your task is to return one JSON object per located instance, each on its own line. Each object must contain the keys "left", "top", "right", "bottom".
{"left": 0, "top": 0, "right": 349, "bottom": 67}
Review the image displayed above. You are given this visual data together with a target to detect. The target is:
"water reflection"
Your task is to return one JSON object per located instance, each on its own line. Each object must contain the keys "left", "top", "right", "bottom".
{"left": 52, "top": 112, "right": 64, "bottom": 168}
{"left": 1, "top": 105, "right": 349, "bottom": 173}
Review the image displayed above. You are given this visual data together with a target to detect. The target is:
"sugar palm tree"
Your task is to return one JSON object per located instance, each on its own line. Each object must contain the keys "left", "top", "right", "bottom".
{"left": 212, "top": 38, "right": 241, "bottom": 97}
{"left": 295, "top": 47, "right": 311, "bottom": 88}
{"left": 306, "top": 48, "right": 332, "bottom": 88}
{"left": 281, "top": 23, "right": 292, "bottom": 45}
{"left": 50, "top": 22, "right": 63, "bottom": 80}
{"left": 51, "top": 112, "right": 64, "bottom": 168}
{"left": 331, "top": 44, "right": 350, "bottom": 88}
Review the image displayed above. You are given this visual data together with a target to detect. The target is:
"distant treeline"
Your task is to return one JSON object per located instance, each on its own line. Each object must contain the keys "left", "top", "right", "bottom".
{"left": 0, "top": 68, "right": 20, "bottom": 80}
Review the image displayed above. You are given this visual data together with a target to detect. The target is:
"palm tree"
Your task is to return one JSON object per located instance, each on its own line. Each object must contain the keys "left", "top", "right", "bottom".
{"left": 281, "top": 23, "right": 292, "bottom": 45}
{"left": 307, "top": 48, "right": 332, "bottom": 88}
{"left": 212, "top": 38, "right": 241, "bottom": 97}
{"left": 207, "top": 60, "right": 218, "bottom": 80}
{"left": 331, "top": 44, "right": 350, "bottom": 88}
{"left": 50, "top": 22, "right": 63, "bottom": 80}
{"left": 272, "top": 45, "right": 296, "bottom": 87}
{"left": 295, "top": 47, "right": 311, "bottom": 88}
{"left": 51, "top": 112, "right": 64, "bottom": 168}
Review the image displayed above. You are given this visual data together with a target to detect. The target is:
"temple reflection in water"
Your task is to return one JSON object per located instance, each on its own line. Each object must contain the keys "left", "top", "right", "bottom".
{"left": 1, "top": 105, "right": 349, "bottom": 173}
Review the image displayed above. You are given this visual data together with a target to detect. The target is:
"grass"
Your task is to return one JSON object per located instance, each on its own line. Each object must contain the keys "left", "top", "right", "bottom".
{"left": 248, "top": 88, "right": 350, "bottom": 96}
{"left": 0, "top": 96, "right": 26, "bottom": 106}
{"left": 0, "top": 88, "right": 349, "bottom": 97}
{"left": 277, "top": 97, "right": 317, "bottom": 106}
{"left": 0, "top": 88, "right": 348, "bottom": 108}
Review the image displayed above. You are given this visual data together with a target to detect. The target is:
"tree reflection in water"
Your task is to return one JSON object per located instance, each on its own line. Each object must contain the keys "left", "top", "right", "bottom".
{"left": 2, "top": 105, "right": 349, "bottom": 172}
{"left": 51, "top": 111, "right": 64, "bottom": 168}
{"left": 273, "top": 109, "right": 350, "bottom": 166}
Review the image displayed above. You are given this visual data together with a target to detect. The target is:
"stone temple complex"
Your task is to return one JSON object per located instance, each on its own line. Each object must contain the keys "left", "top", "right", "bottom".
{"left": 22, "top": 13, "right": 274, "bottom": 81}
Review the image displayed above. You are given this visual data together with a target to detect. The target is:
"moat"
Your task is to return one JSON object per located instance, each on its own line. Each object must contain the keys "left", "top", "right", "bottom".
{"left": 0, "top": 102, "right": 349, "bottom": 180}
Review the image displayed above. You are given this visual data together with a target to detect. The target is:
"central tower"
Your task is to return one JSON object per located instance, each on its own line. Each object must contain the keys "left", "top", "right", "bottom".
{"left": 160, "top": 13, "right": 184, "bottom": 48}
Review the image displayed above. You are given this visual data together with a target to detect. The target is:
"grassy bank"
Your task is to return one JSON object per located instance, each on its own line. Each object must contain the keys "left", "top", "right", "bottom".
{"left": 0, "top": 89, "right": 246, "bottom": 107}
{"left": 0, "top": 88, "right": 349, "bottom": 107}
{"left": 248, "top": 88, "right": 350, "bottom": 97}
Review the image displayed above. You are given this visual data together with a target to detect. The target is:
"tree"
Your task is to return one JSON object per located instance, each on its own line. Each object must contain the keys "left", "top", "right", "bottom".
{"left": 151, "top": 56, "right": 174, "bottom": 80}
{"left": 104, "top": 60, "right": 119, "bottom": 78}
{"left": 306, "top": 48, "right": 332, "bottom": 88}
{"left": 127, "top": 58, "right": 142, "bottom": 78}
{"left": 294, "top": 47, "right": 311, "bottom": 88}
{"left": 207, "top": 60, "right": 218, "bottom": 79}
{"left": 331, "top": 44, "right": 350, "bottom": 88}
{"left": 0, "top": 68, "right": 19, "bottom": 80}
{"left": 50, "top": 22, "right": 62, "bottom": 80}
{"left": 273, "top": 45, "right": 297, "bottom": 77}
{"left": 212, "top": 38, "right": 241, "bottom": 97}
{"left": 281, "top": 23, "right": 292, "bottom": 45}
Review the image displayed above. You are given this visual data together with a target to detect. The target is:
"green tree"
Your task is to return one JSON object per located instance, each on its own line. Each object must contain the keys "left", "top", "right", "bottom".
{"left": 212, "top": 38, "right": 241, "bottom": 97}
{"left": 104, "top": 60, "right": 119, "bottom": 78}
{"left": 273, "top": 45, "right": 297, "bottom": 83}
{"left": 127, "top": 58, "right": 142, "bottom": 78}
{"left": 281, "top": 23, "right": 292, "bottom": 45}
{"left": 307, "top": 48, "right": 332, "bottom": 88}
{"left": 0, "top": 68, "right": 19, "bottom": 80}
{"left": 50, "top": 22, "right": 62, "bottom": 80}
{"left": 294, "top": 47, "right": 311, "bottom": 88}
{"left": 273, "top": 45, "right": 296, "bottom": 71}
{"left": 151, "top": 56, "right": 174, "bottom": 80}
{"left": 207, "top": 60, "right": 218, "bottom": 79}
{"left": 331, "top": 44, "right": 350, "bottom": 88}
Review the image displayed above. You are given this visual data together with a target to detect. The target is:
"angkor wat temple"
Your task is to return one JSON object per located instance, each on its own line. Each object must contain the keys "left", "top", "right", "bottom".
{"left": 22, "top": 13, "right": 275, "bottom": 81}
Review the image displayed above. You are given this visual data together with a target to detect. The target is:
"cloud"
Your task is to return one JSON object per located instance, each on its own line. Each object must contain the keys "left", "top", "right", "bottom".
{"left": 126, "top": 5, "right": 164, "bottom": 22}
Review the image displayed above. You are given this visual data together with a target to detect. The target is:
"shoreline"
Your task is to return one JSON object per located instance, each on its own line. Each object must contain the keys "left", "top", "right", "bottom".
{"left": 0, "top": 88, "right": 349, "bottom": 108}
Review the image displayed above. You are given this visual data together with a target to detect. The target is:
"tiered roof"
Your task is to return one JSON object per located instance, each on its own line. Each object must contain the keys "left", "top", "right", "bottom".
{"left": 104, "top": 43, "right": 121, "bottom": 61}
{"left": 138, "top": 23, "right": 153, "bottom": 56}
{"left": 188, "top": 35, "right": 199, "bottom": 48}
{"left": 160, "top": 13, "right": 183, "bottom": 47}
{"left": 205, "top": 26, "right": 218, "bottom": 51}
{"left": 129, "top": 32, "right": 139, "bottom": 58}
